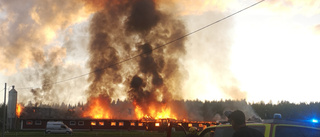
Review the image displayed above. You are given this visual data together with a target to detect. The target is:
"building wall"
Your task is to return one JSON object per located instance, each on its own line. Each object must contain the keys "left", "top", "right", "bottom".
{"left": 20, "top": 119, "right": 213, "bottom": 131}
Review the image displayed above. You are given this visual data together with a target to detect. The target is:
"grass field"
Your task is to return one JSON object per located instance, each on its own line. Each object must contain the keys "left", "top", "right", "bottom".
{"left": 0, "top": 130, "right": 186, "bottom": 137}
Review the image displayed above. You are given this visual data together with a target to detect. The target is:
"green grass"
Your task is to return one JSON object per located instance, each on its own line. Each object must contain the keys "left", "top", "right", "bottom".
{"left": 0, "top": 130, "right": 186, "bottom": 137}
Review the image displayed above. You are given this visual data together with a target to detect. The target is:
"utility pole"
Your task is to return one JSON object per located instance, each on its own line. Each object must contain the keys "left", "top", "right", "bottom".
{"left": 2, "top": 83, "right": 6, "bottom": 137}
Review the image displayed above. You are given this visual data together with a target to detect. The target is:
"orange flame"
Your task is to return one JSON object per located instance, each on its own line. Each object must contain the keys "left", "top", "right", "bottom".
{"left": 154, "top": 106, "right": 176, "bottom": 119}
{"left": 134, "top": 101, "right": 176, "bottom": 120}
{"left": 83, "top": 99, "right": 110, "bottom": 119}
{"left": 134, "top": 105, "right": 145, "bottom": 119}
{"left": 16, "top": 104, "right": 24, "bottom": 118}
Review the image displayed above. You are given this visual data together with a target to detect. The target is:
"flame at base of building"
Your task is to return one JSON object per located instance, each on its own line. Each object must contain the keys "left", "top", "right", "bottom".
{"left": 134, "top": 103, "right": 177, "bottom": 120}
{"left": 81, "top": 98, "right": 178, "bottom": 121}
{"left": 82, "top": 97, "right": 110, "bottom": 119}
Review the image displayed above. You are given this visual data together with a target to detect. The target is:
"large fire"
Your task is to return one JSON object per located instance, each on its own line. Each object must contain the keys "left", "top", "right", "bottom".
{"left": 82, "top": 100, "right": 177, "bottom": 120}
{"left": 80, "top": 0, "right": 186, "bottom": 121}
{"left": 134, "top": 101, "right": 176, "bottom": 120}
{"left": 154, "top": 106, "right": 176, "bottom": 119}
{"left": 82, "top": 98, "right": 110, "bottom": 119}
{"left": 16, "top": 104, "right": 24, "bottom": 118}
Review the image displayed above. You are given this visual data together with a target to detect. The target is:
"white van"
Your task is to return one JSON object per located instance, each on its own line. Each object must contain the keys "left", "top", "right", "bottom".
{"left": 45, "top": 121, "right": 73, "bottom": 134}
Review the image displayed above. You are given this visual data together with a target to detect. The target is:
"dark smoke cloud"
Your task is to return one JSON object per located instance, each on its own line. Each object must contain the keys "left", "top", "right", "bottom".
{"left": 138, "top": 43, "right": 164, "bottom": 88}
{"left": 126, "top": 0, "right": 160, "bottom": 33}
{"left": 86, "top": 0, "right": 187, "bottom": 117}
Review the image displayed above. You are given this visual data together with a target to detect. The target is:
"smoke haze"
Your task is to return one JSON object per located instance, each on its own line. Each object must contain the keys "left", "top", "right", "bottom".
{"left": 0, "top": 0, "right": 257, "bottom": 120}
{"left": 0, "top": 0, "right": 91, "bottom": 104}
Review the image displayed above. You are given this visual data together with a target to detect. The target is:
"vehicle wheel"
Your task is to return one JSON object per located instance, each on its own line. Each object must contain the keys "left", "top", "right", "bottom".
{"left": 66, "top": 131, "right": 71, "bottom": 134}
{"left": 46, "top": 131, "right": 51, "bottom": 134}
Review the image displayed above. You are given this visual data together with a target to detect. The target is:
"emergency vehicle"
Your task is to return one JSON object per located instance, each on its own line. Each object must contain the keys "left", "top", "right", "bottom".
{"left": 198, "top": 118, "right": 320, "bottom": 137}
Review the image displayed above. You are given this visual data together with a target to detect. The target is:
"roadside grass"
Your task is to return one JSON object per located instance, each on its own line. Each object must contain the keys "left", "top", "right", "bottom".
{"left": 0, "top": 130, "right": 186, "bottom": 137}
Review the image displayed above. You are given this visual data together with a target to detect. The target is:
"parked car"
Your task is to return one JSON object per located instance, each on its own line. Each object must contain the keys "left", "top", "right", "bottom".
{"left": 45, "top": 121, "right": 73, "bottom": 134}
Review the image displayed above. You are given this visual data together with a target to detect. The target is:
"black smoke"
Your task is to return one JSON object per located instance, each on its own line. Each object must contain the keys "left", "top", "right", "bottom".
{"left": 86, "top": 0, "right": 187, "bottom": 118}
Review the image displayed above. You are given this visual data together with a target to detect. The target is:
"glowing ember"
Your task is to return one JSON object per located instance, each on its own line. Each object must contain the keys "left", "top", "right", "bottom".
{"left": 16, "top": 104, "right": 23, "bottom": 118}
{"left": 83, "top": 99, "right": 110, "bottom": 119}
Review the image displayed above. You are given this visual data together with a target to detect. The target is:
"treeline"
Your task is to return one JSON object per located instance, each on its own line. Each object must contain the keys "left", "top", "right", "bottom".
{"left": 0, "top": 100, "right": 319, "bottom": 121}
{"left": 251, "top": 101, "right": 320, "bottom": 120}
{"left": 184, "top": 99, "right": 320, "bottom": 121}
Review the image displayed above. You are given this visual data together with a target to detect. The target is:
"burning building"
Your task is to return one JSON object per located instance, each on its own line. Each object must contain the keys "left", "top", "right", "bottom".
{"left": 83, "top": 0, "right": 188, "bottom": 120}
{"left": 1, "top": 0, "right": 260, "bottom": 131}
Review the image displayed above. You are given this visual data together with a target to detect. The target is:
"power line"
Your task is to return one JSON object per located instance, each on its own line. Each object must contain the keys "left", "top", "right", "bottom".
{"left": 26, "top": 0, "right": 266, "bottom": 87}
{"left": 15, "top": 87, "right": 33, "bottom": 90}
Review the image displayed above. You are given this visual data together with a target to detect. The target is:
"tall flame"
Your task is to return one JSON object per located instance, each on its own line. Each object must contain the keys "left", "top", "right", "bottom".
{"left": 16, "top": 104, "right": 24, "bottom": 118}
{"left": 134, "top": 105, "right": 145, "bottom": 119}
{"left": 82, "top": 99, "right": 110, "bottom": 119}
{"left": 134, "top": 101, "right": 176, "bottom": 120}
{"left": 154, "top": 107, "right": 176, "bottom": 119}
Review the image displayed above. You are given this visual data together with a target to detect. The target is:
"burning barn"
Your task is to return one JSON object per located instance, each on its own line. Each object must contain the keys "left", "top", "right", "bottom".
{"left": 4, "top": 0, "right": 240, "bottom": 132}
{"left": 18, "top": 0, "right": 192, "bottom": 129}
{"left": 20, "top": 118, "right": 215, "bottom": 132}
{"left": 18, "top": 100, "right": 216, "bottom": 131}
{"left": 9, "top": 0, "right": 191, "bottom": 124}
{"left": 83, "top": 0, "right": 189, "bottom": 122}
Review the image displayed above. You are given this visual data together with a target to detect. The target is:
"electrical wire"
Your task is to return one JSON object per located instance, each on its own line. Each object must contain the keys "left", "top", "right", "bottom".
{"left": 15, "top": 87, "right": 33, "bottom": 90}
{"left": 22, "top": 0, "right": 266, "bottom": 87}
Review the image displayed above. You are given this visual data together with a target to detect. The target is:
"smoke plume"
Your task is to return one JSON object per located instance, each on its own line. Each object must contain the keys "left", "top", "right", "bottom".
{"left": 1, "top": 0, "right": 255, "bottom": 120}
{"left": 85, "top": 0, "right": 187, "bottom": 118}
